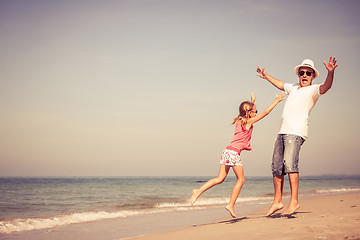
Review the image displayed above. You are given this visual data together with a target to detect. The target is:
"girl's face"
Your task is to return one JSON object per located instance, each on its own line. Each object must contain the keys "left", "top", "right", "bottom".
{"left": 249, "top": 105, "right": 258, "bottom": 118}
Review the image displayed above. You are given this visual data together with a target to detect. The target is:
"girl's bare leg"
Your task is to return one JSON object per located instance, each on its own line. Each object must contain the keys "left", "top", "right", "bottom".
{"left": 190, "top": 165, "right": 230, "bottom": 205}
{"left": 225, "top": 165, "right": 245, "bottom": 218}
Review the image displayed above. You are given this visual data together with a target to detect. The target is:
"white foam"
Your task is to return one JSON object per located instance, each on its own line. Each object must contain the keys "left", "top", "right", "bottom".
{"left": 316, "top": 188, "right": 360, "bottom": 194}
{"left": 238, "top": 196, "right": 274, "bottom": 203}
{"left": 155, "top": 196, "right": 273, "bottom": 209}
{"left": 196, "top": 197, "right": 229, "bottom": 205}
{"left": 0, "top": 209, "right": 156, "bottom": 234}
{"left": 155, "top": 202, "right": 190, "bottom": 208}
{"left": 190, "top": 196, "right": 273, "bottom": 207}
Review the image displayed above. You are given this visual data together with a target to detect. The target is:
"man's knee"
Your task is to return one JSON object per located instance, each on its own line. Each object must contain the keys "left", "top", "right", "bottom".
{"left": 272, "top": 161, "right": 285, "bottom": 176}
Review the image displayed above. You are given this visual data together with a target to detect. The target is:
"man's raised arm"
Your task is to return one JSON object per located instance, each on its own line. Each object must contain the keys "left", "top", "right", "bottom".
{"left": 257, "top": 66, "right": 285, "bottom": 91}
{"left": 320, "top": 56, "right": 338, "bottom": 94}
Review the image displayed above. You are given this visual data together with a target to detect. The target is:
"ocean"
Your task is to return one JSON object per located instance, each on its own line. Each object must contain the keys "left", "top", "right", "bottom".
{"left": 1, "top": 175, "right": 360, "bottom": 238}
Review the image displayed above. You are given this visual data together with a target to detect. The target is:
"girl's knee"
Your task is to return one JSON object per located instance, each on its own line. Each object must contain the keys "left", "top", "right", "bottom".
{"left": 215, "top": 177, "right": 226, "bottom": 184}
{"left": 238, "top": 177, "right": 245, "bottom": 186}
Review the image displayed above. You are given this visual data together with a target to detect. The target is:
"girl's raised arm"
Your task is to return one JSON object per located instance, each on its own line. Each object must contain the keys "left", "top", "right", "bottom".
{"left": 251, "top": 92, "right": 256, "bottom": 103}
{"left": 247, "top": 92, "right": 286, "bottom": 127}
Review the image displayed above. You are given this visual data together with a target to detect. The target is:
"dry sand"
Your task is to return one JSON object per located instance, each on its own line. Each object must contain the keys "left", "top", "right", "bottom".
{"left": 131, "top": 193, "right": 360, "bottom": 240}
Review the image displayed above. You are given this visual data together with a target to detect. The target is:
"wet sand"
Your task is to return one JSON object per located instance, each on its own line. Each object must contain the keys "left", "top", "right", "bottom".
{"left": 130, "top": 193, "right": 360, "bottom": 240}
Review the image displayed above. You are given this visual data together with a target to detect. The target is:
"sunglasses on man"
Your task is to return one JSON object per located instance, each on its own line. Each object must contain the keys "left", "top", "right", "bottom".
{"left": 299, "top": 70, "right": 314, "bottom": 76}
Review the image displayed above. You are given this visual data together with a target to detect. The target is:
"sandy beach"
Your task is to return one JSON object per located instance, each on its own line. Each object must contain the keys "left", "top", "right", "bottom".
{"left": 1, "top": 192, "right": 359, "bottom": 240}
{"left": 131, "top": 193, "right": 360, "bottom": 240}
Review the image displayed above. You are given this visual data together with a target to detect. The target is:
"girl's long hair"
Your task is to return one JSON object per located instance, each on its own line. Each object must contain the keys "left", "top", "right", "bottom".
{"left": 231, "top": 101, "right": 255, "bottom": 126}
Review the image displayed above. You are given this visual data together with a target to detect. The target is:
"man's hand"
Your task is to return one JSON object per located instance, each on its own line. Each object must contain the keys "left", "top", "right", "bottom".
{"left": 256, "top": 66, "right": 267, "bottom": 79}
{"left": 320, "top": 56, "right": 338, "bottom": 94}
{"left": 323, "top": 56, "right": 338, "bottom": 72}
{"left": 256, "top": 65, "right": 285, "bottom": 91}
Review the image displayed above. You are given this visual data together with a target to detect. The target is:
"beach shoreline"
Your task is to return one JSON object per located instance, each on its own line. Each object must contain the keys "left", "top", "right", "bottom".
{"left": 130, "top": 192, "right": 360, "bottom": 240}
{"left": 2, "top": 192, "right": 359, "bottom": 240}
{"left": 0, "top": 197, "right": 267, "bottom": 240}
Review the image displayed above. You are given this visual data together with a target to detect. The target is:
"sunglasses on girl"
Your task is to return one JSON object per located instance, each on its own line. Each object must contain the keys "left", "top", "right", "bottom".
{"left": 299, "top": 70, "right": 314, "bottom": 76}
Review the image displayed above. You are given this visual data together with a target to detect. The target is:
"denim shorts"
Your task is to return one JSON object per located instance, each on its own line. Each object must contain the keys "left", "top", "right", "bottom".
{"left": 271, "top": 134, "right": 305, "bottom": 176}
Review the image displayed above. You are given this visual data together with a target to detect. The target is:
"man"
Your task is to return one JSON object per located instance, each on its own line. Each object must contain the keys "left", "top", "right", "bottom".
{"left": 256, "top": 56, "right": 338, "bottom": 216}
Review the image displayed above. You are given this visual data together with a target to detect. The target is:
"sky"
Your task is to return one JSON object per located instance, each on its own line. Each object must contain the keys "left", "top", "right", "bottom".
{"left": 0, "top": 0, "right": 359, "bottom": 177}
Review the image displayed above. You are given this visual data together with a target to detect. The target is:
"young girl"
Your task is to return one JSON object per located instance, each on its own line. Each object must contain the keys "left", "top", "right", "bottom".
{"left": 190, "top": 92, "right": 286, "bottom": 218}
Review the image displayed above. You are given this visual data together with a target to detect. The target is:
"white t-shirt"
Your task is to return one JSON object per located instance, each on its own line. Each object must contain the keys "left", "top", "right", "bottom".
{"left": 279, "top": 83, "right": 322, "bottom": 140}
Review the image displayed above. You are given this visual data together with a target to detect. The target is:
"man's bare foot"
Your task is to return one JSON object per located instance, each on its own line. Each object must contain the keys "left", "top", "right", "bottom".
{"left": 281, "top": 203, "right": 300, "bottom": 216}
{"left": 190, "top": 189, "right": 200, "bottom": 205}
{"left": 225, "top": 204, "right": 237, "bottom": 218}
{"left": 265, "top": 202, "right": 284, "bottom": 217}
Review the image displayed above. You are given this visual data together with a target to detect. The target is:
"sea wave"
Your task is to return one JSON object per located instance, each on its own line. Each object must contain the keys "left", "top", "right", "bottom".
{"left": 195, "top": 196, "right": 273, "bottom": 206}
{"left": 0, "top": 205, "right": 207, "bottom": 234}
{"left": 155, "top": 196, "right": 273, "bottom": 208}
{"left": 315, "top": 188, "right": 360, "bottom": 194}
{"left": 0, "top": 210, "right": 151, "bottom": 234}
{"left": 0, "top": 196, "right": 272, "bottom": 234}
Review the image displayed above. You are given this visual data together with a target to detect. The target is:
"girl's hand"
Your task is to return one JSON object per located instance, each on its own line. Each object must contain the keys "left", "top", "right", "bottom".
{"left": 323, "top": 56, "right": 338, "bottom": 72}
{"left": 256, "top": 66, "right": 267, "bottom": 79}
{"left": 251, "top": 92, "right": 256, "bottom": 103}
{"left": 276, "top": 92, "right": 286, "bottom": 102}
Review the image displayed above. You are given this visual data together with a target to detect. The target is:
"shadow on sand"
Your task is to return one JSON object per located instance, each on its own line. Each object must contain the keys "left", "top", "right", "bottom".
{"left": 266, "top": 211, "right": 311, "bottom": 219}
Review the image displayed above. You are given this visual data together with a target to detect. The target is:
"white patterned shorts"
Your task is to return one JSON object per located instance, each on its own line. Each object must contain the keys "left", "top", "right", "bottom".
{"left": 220, "top": 149, "right": 242, "bottom": 166}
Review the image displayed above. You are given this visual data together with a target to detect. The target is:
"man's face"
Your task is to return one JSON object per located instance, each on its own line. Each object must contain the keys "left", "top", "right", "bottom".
{"left": 298, "top": 66, "right": 315, "bottom": 87}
